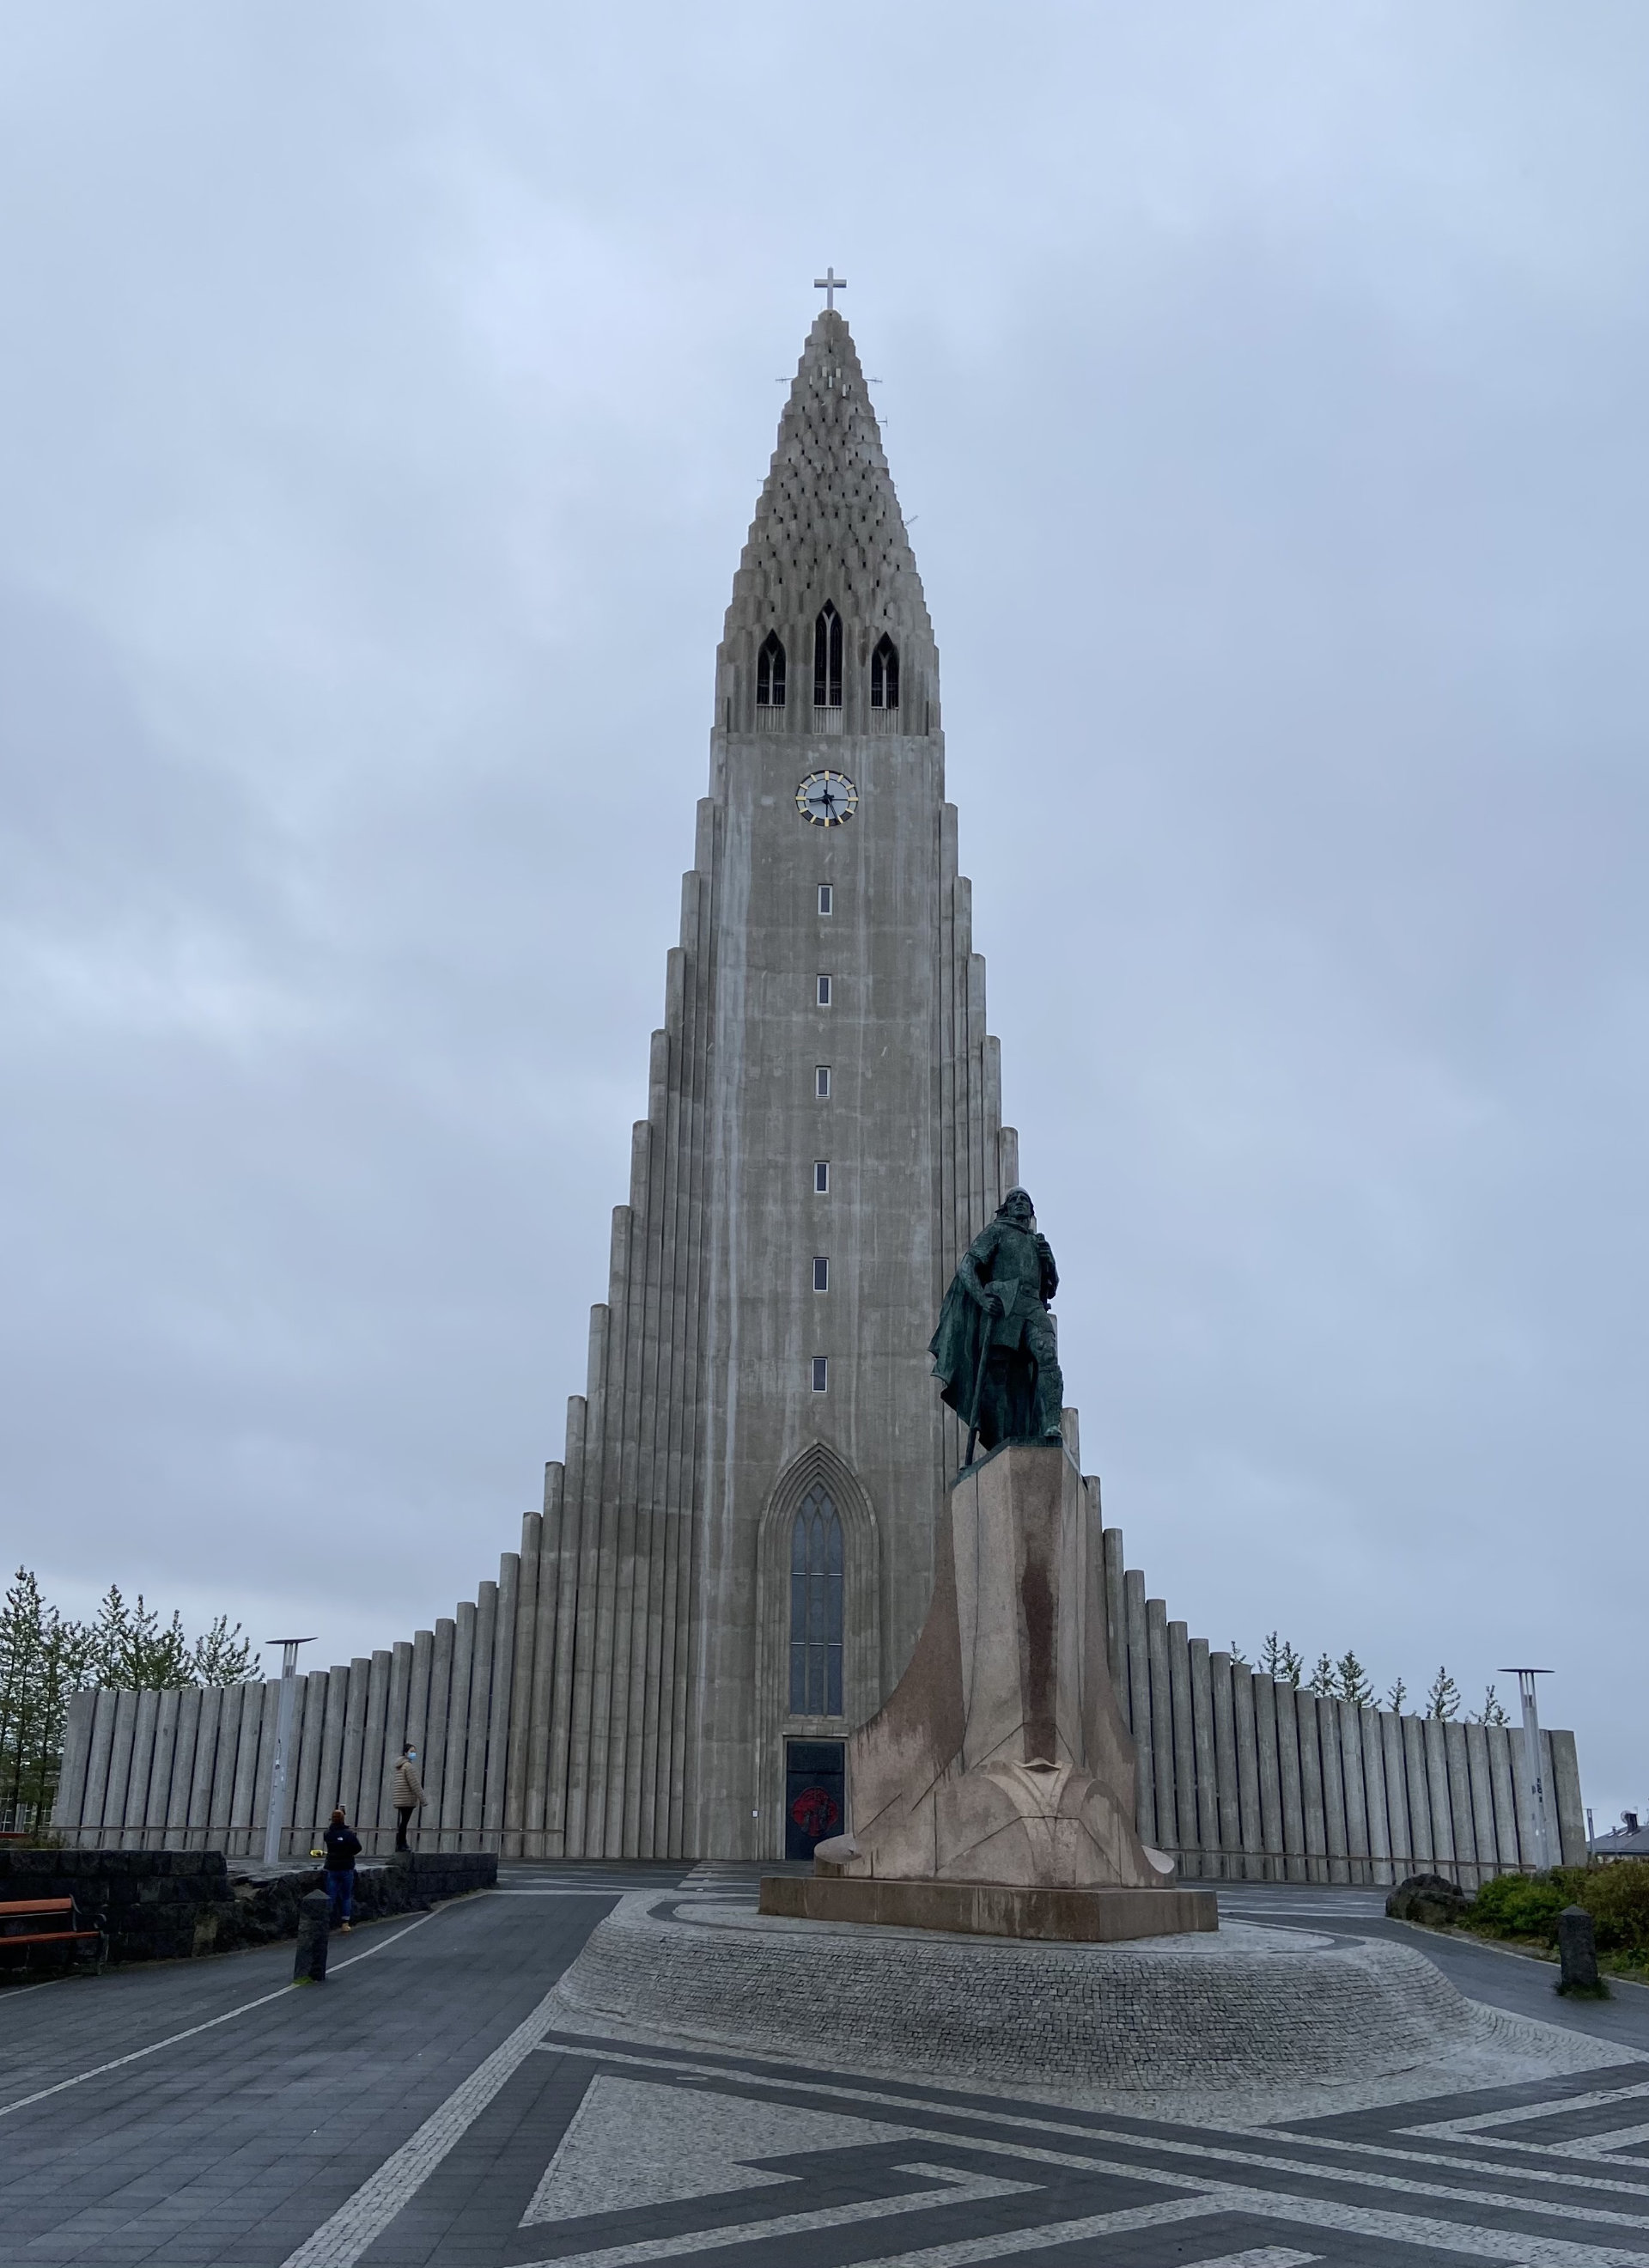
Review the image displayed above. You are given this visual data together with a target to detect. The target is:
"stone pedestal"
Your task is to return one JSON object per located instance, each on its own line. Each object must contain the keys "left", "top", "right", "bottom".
{"left": 760, "top": 1442, "right": 1214, "bottom": 1940}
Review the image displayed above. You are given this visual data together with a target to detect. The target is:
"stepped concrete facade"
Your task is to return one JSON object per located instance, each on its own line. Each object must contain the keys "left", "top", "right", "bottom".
{"left": 52, "top": 308, "right": 1589, "bottom": 1874}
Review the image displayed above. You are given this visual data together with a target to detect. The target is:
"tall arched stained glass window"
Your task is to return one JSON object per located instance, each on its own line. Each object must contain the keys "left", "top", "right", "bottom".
{"left": 757, "top": 631, "right": 786, "bottom": 707}
{"left": 870, "top": 633, "right": 898, "bottom": 709}
{"left": 812, "top": 603, "right": 843, "bottom": 707}
{"left": 788, "top": 1485, "right": 843, "bottom": 1715}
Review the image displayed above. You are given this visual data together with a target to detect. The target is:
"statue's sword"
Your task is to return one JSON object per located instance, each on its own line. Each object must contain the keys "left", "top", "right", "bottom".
{"left": 964, "top": 1290, "right": 1002, "bottom": 1465}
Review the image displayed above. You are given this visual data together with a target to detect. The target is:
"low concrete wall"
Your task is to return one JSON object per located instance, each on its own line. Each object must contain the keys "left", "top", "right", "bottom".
{"left": 0, "top": 1848, "right": 496, "bottom": 1966}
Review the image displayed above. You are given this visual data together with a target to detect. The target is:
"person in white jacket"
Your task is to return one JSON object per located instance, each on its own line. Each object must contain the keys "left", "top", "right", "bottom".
{"left": 389, "top": 1746, "right": 424, "bottom": 1852}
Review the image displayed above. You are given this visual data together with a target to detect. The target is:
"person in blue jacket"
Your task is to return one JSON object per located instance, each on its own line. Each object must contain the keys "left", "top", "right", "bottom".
{"left": 322, "top": 1808, "right": 362, "bottom": 1931}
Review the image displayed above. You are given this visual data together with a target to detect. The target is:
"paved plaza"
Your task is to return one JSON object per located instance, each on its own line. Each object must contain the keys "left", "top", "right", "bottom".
{"left": 3, "top": 1869, "right": 1647, "bottom": 2267}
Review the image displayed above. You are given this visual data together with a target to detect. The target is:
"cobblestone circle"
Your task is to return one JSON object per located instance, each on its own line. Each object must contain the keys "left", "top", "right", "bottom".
{"left": 554, "top": 1896, "right": 1506, "bottom": 2090}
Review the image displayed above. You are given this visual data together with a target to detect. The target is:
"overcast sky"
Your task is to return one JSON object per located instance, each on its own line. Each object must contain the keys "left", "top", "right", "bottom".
{"left": 3, "top": 5, "right": 1645, "bottom": 1824}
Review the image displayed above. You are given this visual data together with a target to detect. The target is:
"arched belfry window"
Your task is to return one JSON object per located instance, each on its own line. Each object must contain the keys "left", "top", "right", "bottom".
{"left": 789, "top": 1485, "right": 843, "bottom": 1715}
{"left": 813, "top": 604, "right": 843, "bottom": 709}
{"left": 757, "top": 632, "right": 786, "bottom": 708}
{"left": 870, "top": 634, "right": 899, "bottom": 710}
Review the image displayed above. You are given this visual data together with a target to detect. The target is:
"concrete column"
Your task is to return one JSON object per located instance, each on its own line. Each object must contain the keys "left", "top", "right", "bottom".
{"left": 1360, "top": 1706, "right": 1391, "bottom": 1884}
{"left": 148, "top": 1688, "right": 181, "bottom": 1846}
{"left": 1167, "top": 1623, "right": 1197, "bottom": 1869}
{"left": 1549, "top": 1730, "right": 1586, "bottom": 1863}
{"left": 186, "top": 1686, "right": 222, "bottom": 1849}
{"left": 1379, "top": 1711, "right": 1409, "bottom": 1876}
{"left": 1422, "top": 1716, "right": 1455, "bottom": 1870}
{"left": 484, "top": 1557, "right": 519, "bottom": 1851}
{"left": 316, "top": 1669, "right": 349, "bottom": 1825}
{"left": 1253, "top": 1675, "right": 1284, "bottom": 1881}
{"left": 1295, "top": 1692, "right": 1326, "bottom": 1883}
{"left": 215, "top": 1683, "right": 252, "bottom": 1855}
{"left": 167, "top": 1688, "right": 204, "bottom": 1847}
{"left": 1485, "top": 1722, "right": 1521, "bottom": 1872}
{"left": 1232, "top": 1664, "right": 1264, "bottom": 1881}
{"left": 245, "top": 1680, "right": 281, "bottom": 1863}
{"left": 1209, "top": 1653, "right": 1241, "bottom": 1879}
{"left": 119, "top": 1690, "right": 159, "bottom": 1848}
{"left": 1274, "top": 1680, "right": 1305, "bottom": 1881}
{"left": 526, "top": 1472, "right": 567, "bottom": 1857}
{"left": 463, "top": 1586, "right": 497, "bottom": 1844}
{"left": 1188, "top": 1638, "right": 1217, "bottom": 1879}
{"left": 406, "top": 1630, "right": 434, "bottom": 1769}
{"left": 440, "top": 1604, "right": 476, "bottom": 1852}
{"left": 422, "top": 1619, "right": 455, "bottom": 1847}
{"left": 1402, "top": 1713, "right": 1433, "bottom": 1869}
{"left": 547, "top": 1398, "right": 590, "bottom": 1854}
{"left": 337, "top": 1661, "right": 371, "bottom": 1842}
{"left": 292, "top": 1671, "right": 328, "bottom": 1852}
{"left": 502, "top": 1512, "right": 542, "bottom": 1859}
{"left": 1123, "top": 1568, "right": 1154, "bottom": 1842}
{"left": 383, "top": 1643, "right": 413, "bottom": 1853}
{"left": 1101, "top": 1527, "right": 1127, "bottom": 1705}
{"left": 1145, "top": 1597, "right": 1175, "bottom": 1856}
{"left": 565, "top": 1305, "right": 615, "bottom": 1856}
{"left": 82, "top": 1690, "right": 121, "bottom": 1839}
{"left": 1333, "top": 1705, "right": 1360, "bottom": 1887}
{"left": 1444, "top": 1720, "right": 1477, "bottom": 1885}
{"left": 358, "top": 1649, "right": 392, "bottom": 1847}
{"left": 1464, "top": 1722, "right": 1498, "bottom": 1890}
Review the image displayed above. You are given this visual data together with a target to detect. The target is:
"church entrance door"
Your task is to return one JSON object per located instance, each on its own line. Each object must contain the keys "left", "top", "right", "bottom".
{"left": 784, "top": 1739, "right": 844, "bottom": 1860}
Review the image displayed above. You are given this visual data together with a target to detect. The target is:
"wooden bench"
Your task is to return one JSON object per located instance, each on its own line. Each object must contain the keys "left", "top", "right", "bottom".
{"left": 0, "top": 1895, "right": 106, "bottom": 1972}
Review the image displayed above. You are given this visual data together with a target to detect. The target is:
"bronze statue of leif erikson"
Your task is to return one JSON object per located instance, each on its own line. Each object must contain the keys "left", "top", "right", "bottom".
{"left": 929, "top": 1186, "right": 1065, "bottom": 1457}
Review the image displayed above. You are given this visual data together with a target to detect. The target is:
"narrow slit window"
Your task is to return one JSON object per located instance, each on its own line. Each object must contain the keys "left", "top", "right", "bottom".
{"left": 818, "top": 884, "right": 833, "bottom": 916}
{"left": 813, "top": 603, "right": 843, "bottom": 707}
{"left": 756, "top": 631, "right": 786, "bottom": 707}
{"left": 813, "top": 1160, "right": 830, "bottom": 1193}
{"left": 812, "top": 1255, "right": 829, "bottom": 1292}
{"left": 811, "top": 1356, "right": 829, "bottom": 1393}
{"left": 870, "top": 633, "right": 899, "bottom": 709}
{"left": 816, "top": 974, "right": 831, "bottom": 1007}
{"left": 789, "top": 1485, "right": 843, "bottom": 1713}
{"left": 815, "top": 1065, "right": 831, "bottom": 1098}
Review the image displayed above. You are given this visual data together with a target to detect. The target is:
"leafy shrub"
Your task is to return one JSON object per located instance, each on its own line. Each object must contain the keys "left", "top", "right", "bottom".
{"left": 1577, "top": 1861, "right": 1649, "bottom": 1952}
{"left": 1468, "top": 1862, "right": 1649, "bottom": 1955}
{"left": 1469, "top": 1870, "right": 1574, "bottom": 1943}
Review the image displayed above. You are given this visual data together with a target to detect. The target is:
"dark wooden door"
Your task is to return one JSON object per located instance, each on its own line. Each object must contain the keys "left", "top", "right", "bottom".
{"left": 784, "top": 1739, "right": 845, "bottom": 1860}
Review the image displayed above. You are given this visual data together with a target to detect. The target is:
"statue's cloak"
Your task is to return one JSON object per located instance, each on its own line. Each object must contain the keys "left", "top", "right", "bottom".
{"left": 929, "top": 1274, "right": 989, "bottom": 1431}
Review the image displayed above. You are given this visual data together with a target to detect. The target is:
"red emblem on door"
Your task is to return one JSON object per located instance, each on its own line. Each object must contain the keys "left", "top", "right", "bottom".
{"left": 789, "top": 1786, "right": 841, "bottom": 1839}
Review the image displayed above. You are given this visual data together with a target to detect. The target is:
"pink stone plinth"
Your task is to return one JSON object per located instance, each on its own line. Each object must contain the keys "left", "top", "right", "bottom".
{"left": 758, "top": 1874, "right": 1216, "bottom": 1942}
{"left": 824, "top": 1442, "right": 1184, "bottom": 1923}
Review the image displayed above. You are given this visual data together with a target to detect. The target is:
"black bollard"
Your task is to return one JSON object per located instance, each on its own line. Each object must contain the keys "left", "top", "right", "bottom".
{"left": 1556, "top": 1903, "right": 1605, "bottom": 1997}
{"left": 294, "top": 1889, "right": 330, "bottom": 1984}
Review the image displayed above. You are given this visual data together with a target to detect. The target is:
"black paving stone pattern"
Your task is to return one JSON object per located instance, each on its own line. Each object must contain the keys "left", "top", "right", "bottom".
{"left": 0, "top": 1868, "right": 1644, "bottom": 2268}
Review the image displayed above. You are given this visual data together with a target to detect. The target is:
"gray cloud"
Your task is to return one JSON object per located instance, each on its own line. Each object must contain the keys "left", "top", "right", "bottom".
{"left": 2, "top": 3, "right": 1644, "bottom": 1818}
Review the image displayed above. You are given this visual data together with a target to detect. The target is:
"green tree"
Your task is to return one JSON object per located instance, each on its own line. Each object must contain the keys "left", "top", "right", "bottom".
{"left": 1308, "top": 1651, "right": 1338, "bottom": 1696}
{"left": 1384, "top": 1676, "right": 1409, "bottom": 1713}
{"left": 1335, "top": 1651, "right": 1375, "bottom": 1707}
{"left": 0, "top": 1570, "right": 256, "bottom": 1832}
{"left": 1259, "top": 1632, "right": 1304, "bottom": 1686}
{"left": 1472, "top": 1683, "right": 1510, "bottom": 1727}
{"left": 1426, "top": 1666, "right": 1462, "bottom": 1721}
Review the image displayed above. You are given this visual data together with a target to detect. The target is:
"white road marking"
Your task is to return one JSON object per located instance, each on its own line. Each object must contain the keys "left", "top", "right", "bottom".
{"left": 0, "top": 1907, "right": 439, "bottom": 2119}
{"left": 279, "top": 1980, "right": 571, "bottom": 2267}
{"left": 514, "top": 2162, "right": 1040, "bottom": 2267}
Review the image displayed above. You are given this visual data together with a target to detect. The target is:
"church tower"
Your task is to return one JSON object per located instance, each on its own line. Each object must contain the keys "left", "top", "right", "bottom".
{"left": 533, "top": 304, "right": 1018, "bottom": 1859}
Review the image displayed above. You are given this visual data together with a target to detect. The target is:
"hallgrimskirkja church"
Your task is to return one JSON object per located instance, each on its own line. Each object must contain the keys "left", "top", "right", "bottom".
{"left": 53, "top": 303, "right": 1585, "bottom": 1879}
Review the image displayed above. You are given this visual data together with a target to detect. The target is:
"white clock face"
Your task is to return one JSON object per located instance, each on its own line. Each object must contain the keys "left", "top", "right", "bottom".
{"left": 796, "top": 770, "right": 859, "bottom": 827}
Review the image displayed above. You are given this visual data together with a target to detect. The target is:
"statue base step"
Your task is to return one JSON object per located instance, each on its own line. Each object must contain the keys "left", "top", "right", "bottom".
{"left": 758, "top": 1874, "right": 1216, "bottom": 1942}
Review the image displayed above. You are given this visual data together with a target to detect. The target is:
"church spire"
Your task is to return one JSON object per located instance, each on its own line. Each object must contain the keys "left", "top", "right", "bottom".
{"left": 719, "top": 309, "right": 935, "bottom": 735}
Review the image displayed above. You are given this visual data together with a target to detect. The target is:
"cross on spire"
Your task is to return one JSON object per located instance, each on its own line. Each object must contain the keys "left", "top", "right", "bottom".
{"left": 813, "top": 267, "right": 847, "bottom": 312}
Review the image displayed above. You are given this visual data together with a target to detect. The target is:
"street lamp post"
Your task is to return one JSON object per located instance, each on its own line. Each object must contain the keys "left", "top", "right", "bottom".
{"left": 1500, "top": 1667, "right": 1555, "bottom": 1870}
{"left": 262, "top": 1638, "right": 317, "bottom": 1869}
